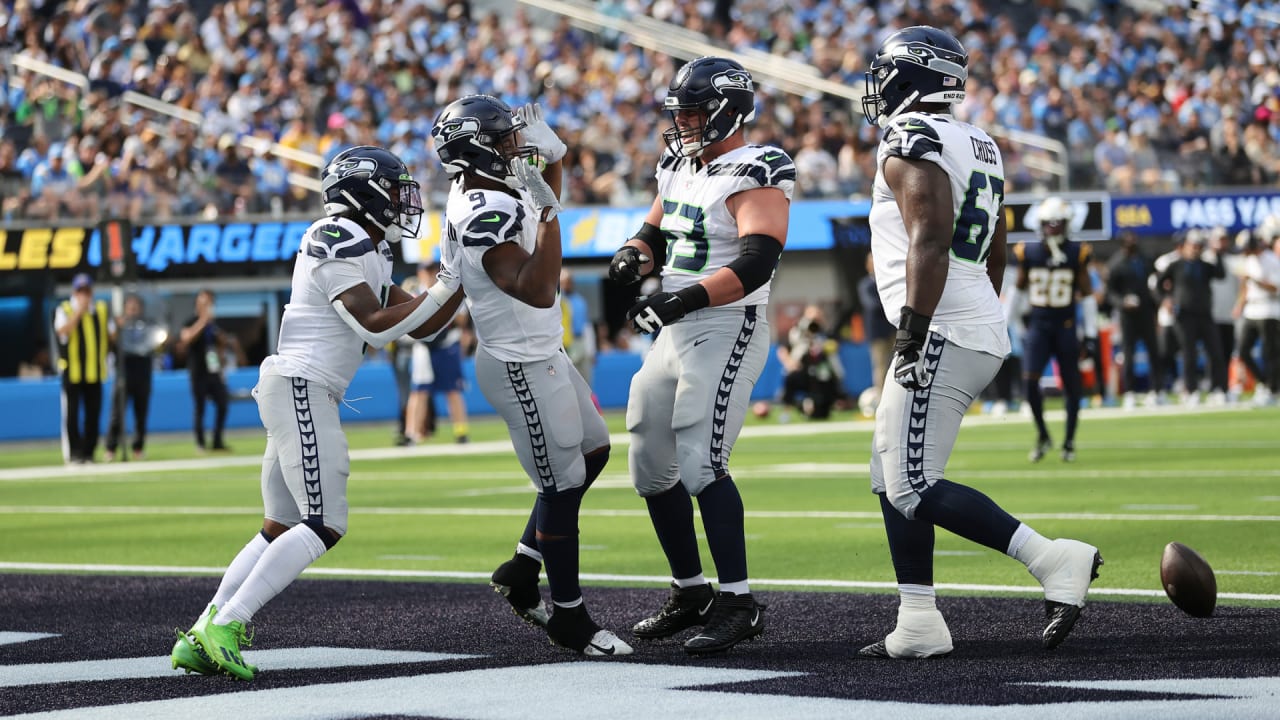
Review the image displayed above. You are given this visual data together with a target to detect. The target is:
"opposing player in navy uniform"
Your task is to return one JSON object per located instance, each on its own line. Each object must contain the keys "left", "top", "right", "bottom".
{"left": 858, "top": 27, "right": 1102, "bottom": 659}
{"left": 432, "top": 95, "right": 630, "bottom": 657}
{"left": 1011, "top": 197, "right": 1098, "bottom": 462}
{"left": 172, "top": 146, "right": 464, "bottom": 680}
{"left": 609, "top": 56, "right": 793, "bottom": 655}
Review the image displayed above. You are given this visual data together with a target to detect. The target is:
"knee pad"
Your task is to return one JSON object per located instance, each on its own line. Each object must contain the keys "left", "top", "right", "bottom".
{"left": 536, "top": 489, "right": 582, "bottom": 538}
{"left": 303, "top": 517, "right": 342, "bottom": 549}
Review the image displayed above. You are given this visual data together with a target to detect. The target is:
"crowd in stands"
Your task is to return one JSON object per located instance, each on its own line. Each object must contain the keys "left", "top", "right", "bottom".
{"left": 2, "top": 0, "right": 1280, "bottom": 225}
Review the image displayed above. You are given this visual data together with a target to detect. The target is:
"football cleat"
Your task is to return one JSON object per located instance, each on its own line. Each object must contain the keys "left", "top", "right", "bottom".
{"left": 1061, "top": 444, "right": 1076, "bottom": 463}
{"left": 1029, "top": 435, "right": 1052, "bottom": 463}
{"left": 171, "top": 629, "right": 218, "bottom": 675}
{"left": 547, "top": 603, "right": 633, "bottom": 657}
{"left": 858, "top": 605, "right": 953, "bottom": 659}
{"left": 683, "top": 592, "right": 765, "bottom": 655}
{"left": 1027, "top": 539, "right": 1104, "bottom": 649}
{"left": 632, "top": 582, "right": 716, "bottom": 639}
{"left": 189, "top": 606, "right": 256, "bottom": 681}
{"left": 490, "top": 553, "right": 550, "bottom": 628}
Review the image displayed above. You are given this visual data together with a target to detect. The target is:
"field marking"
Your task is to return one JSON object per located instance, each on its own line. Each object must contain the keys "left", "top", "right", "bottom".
{"left": 1217, "top": 570, "right": 1280, "bottom": 576}
{"left": 1121, "top": 504, "right": 1199, "bottom": 511}
{"left": 0, "top": 403, "right": 1267, "bottom": 483}
{"left": 2, "top": 561, "right": 1277, "bottom": 603}
{"left": 2, "top": 505, "right": 1280, "bottom": 523}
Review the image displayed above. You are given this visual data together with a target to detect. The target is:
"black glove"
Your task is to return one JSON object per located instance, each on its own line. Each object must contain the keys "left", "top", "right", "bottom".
{"left": 1081, "top": 336, "right": 1099, "bottom": 359}
{"left": 892, "top": 306, "right": 934, "bottom": 391}
{"left": 610, "top": 246, "right": 650, "bottom": 286}
{"left": 628, "top": 285, "right": 709, "bottom": 334}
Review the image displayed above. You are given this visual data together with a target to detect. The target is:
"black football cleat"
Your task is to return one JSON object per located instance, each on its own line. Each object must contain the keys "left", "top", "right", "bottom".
{"left": 682, "top": 592, "right": 765, "bottom": 655}
{"left": 632, "top": 582, "right": 716, "bottom": 639}
{"left": 547, "top": 603, "right": 632, "bottom": 657}
{"left": 490, "top": 553, "right": 549, "bottom": 628}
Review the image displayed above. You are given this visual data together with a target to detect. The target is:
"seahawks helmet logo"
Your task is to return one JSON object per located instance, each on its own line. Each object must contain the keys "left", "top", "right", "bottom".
{"left": 712, "top": 70, "right": 753, "bottom": 93}
{"left": 435, "top": 117, "right": 481, "bottom": 142}
{"left": 327, "top": 157, "right": 376, "bottom": 179}
{"left": 889, "top": 42, "right": 967, "bottom": 81}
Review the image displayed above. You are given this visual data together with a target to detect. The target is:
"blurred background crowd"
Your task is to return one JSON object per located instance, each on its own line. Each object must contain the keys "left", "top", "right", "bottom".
{"left": 3, "top": 0, "right": 1280, "bottom": 224}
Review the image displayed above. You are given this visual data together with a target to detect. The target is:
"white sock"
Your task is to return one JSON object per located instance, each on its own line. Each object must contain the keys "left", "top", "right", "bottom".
{"left": 515, "top": 543, "right": 543, "bottom": 564}
{"left": 899, "top": 584, "right": 937, "bottom": 610}
{"left": 1009, "top": 523, "right": 1051, "bottom": 566}
{"left": 674, "top": 574, "right": 708, "bottom": 589}
{"left": 217, "top": 525, "right": 328, "bottom": 625}
{"left": 210, "top": 533, "right": 270, "bottom": 611}
{"left": 719, "top": 580, "right": 750, "bottom": 596}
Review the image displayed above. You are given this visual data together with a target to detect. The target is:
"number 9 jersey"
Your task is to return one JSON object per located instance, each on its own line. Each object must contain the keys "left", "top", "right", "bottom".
{"left": 869, "top": 112, "right": 1010, "bottom": 358}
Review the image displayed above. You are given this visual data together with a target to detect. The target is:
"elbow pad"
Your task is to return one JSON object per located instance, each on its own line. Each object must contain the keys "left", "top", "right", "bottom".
{"left": 633, "top": 222, "right": 666, "bottom": 270}
{"left": 725, "top": 234, "right": 783, "bottom": 294}
{"left": 332, "top": 281, "right": 455, "bottom": 350}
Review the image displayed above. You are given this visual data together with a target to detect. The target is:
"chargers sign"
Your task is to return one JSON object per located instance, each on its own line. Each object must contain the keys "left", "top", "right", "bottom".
{"left": 1112, "top": 190, "right": 1280, "bottom": 235}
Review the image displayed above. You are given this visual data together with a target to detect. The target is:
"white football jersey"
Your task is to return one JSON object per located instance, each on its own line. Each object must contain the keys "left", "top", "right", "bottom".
{"left": 442, "top": 181, "right": 562, "bottom": 363}
{"left": 869, "top": 112, "right": 1011, "bottom": 357}
{"left": 262, "top": 215, "right": 395, "bottom": 394}
{"left": 654, "top": 143, "right": 796, "bottom": 307}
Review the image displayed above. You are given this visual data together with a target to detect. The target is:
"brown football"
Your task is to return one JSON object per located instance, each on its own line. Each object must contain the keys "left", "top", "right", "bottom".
{"left": 1160, "top": 541, "right": 1217, "bottom": 618}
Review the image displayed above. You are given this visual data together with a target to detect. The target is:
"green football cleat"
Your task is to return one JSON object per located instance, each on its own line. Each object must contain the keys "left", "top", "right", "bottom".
{"left": 189, "top": 606, "right": 256, "bottom": 681}
{"left": 171, "top": 629, "right": 219, "bottom": 675}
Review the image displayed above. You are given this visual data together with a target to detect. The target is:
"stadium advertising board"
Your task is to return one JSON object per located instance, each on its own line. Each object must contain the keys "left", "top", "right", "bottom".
{"left": 1111, "top": 189, "right": 1280, "bottom": 235}
{"left": 1004, "top": 192, "right": 1112, "bottom": 242}
{"left": 0, "top": 220, "right": 313, "bottom": 280}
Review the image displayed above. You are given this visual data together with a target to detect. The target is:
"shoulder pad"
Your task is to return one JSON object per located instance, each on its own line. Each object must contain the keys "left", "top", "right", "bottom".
{"left": 459, "top": 192, "right": 526, "bottom": 248}
{"left": 882, "top": 115, "right": 944, "bottom": 161}
{"left": 705, "top": 146, "right": 797, "bottom": 189}
{"left": 304, "top": 220, "right": 375, "bottom": 260}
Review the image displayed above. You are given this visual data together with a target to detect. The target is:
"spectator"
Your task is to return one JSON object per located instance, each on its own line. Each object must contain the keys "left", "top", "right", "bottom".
{"left": 105, "top": 294, "right": 160, "bottom": 462}
{"left": 1233, "top": 228, "right": 1280, "bottom": 405}
{"left": 1158, "top": 232, "right": 1228, "bottom": 405}
{"left": 54, "top": 273, "right": 113, "bottom": 465}
{"left": 1208, "top": 227, "right": 1242, "bottom": 380}
{"left": 178, "top": 289, "right": 241, "bottom": 452}
{"left": 560, "top": 268, "right": 596, "bottom": 390}
{"left": 422, "top": 261, "right": 470, "bottom": 444}
{"left": 857, "top": 252, "right": 895, "bottom": 413}
{"left": 1107, "top": 231, "right": 1163, "bottom": 408}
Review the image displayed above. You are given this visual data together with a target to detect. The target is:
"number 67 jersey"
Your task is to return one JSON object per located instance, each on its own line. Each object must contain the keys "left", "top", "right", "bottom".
{"left": 869, "top": 111, "right": 1011, "bottom": 358}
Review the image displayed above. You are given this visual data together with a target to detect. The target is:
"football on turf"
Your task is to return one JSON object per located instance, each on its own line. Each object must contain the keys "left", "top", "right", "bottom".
{"left": 1160, "top": 541, "right": 1217, "bottom": 617}
{"left": 751, "top": 400, "right": 771, "bottom": 419}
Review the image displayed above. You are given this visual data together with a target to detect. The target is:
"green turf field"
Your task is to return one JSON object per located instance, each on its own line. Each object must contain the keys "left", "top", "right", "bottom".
{"left": 2, "top": 404, "right": 1278, "bottom": 605}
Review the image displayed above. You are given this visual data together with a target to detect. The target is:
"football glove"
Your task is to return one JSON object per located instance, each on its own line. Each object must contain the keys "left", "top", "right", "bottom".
{"left": 628, "top": 291, "right": 686, "bottom": 334}
{"left": 892, "top": 306, "right": 934, "bottom": 391}
{"left": 609, "top": 246, "right": 651, "bottom": 286}
{"left": 512, "top": 159, "right": 561, "bottom": 222}
{"left": 435, "top": 260, "right": 461, "bottom": 293}
{"left": 516, "top": 103, "right": 567, "bottom": 165}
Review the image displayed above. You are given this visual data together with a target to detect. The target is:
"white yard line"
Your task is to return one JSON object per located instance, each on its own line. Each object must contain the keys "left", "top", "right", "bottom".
{"left": 1, "top": 560, "right": 1277, "bottom": 602}
{"left": 1, "top": 505, "right": 1278, "bottom": 522}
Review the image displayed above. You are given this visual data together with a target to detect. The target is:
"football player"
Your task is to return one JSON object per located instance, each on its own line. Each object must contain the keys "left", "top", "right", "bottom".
{"left": 1010, "top": 196, "right": 1098, "bottom": 462}
{"left": 859, "top": 26, "right": 1101, "bottom": 659}
{"left": 432, "top": 95, "right": 630, "bottom": 657}
{"left": 609, "top": 56, "right": 794, "bottom": 655}
{"left": 171, "top": 146, "right": 465, "bottom": 680}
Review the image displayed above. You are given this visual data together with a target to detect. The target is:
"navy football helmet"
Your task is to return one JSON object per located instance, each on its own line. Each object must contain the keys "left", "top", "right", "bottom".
{"left": 862, "top": 26, "right": 968, "bottom": 128}
{"left": 431, "top": 94, "right": 536, "bottom": 189}
{"left": 321, "top": 146, "right": 422, "bottom": 243}
{"left": 663, "top": 56, "right": 756, "bottom": 158}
